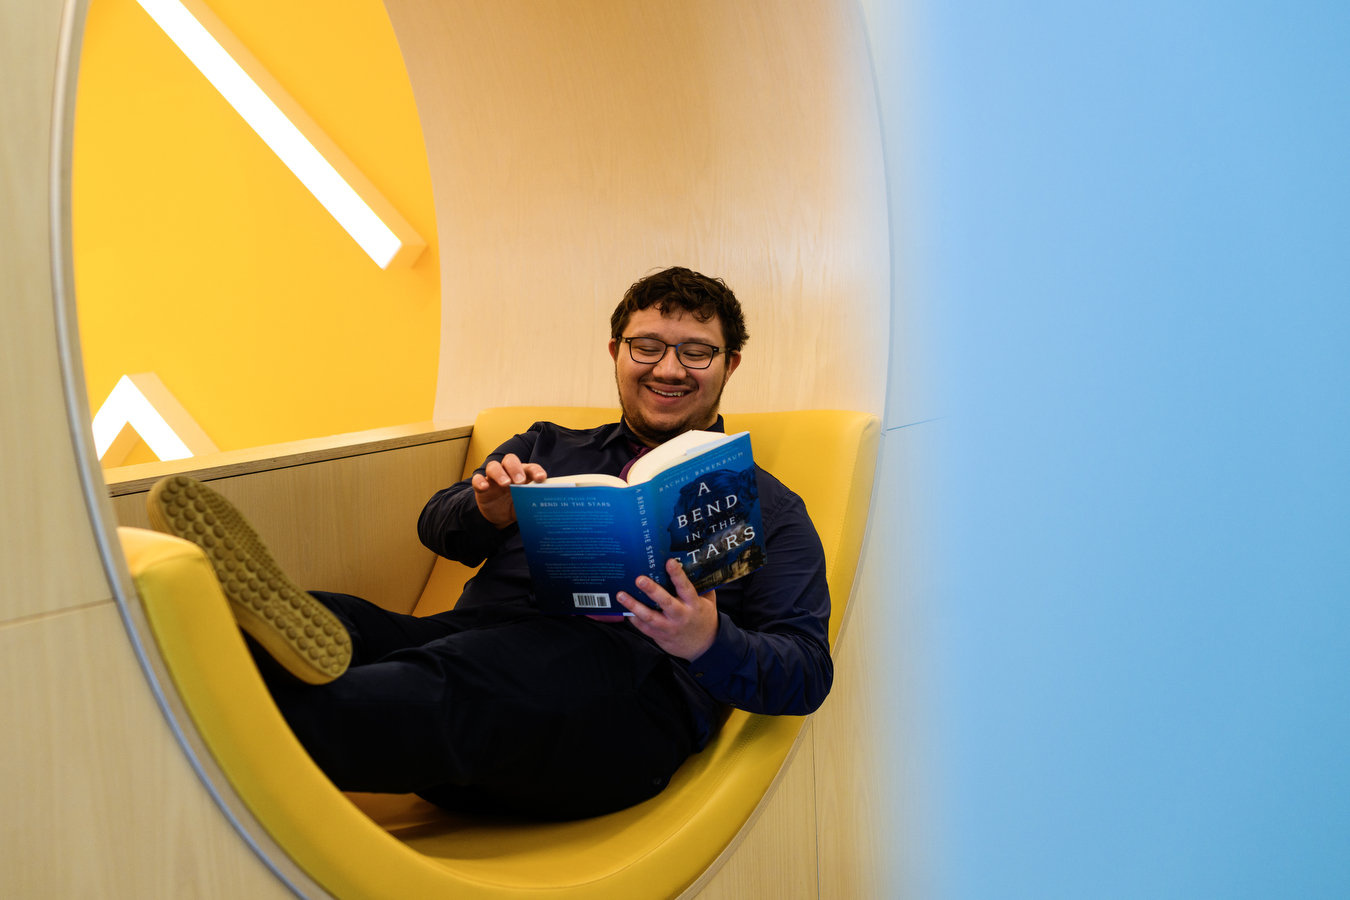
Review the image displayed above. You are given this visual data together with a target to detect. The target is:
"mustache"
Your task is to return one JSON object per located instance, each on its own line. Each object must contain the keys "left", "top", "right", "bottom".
{"left": 640, "top": 377, "right": 696, "bottom": 389}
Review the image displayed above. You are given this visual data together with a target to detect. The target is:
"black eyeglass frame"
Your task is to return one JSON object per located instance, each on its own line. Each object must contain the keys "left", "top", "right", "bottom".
{"left": 618, "top": 337, "right": 727, "bottom": 370}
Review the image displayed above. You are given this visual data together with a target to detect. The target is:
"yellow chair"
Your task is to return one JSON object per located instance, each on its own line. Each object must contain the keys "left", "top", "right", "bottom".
{"left": 120, "top": 408, "right": 879, "bottom": 900}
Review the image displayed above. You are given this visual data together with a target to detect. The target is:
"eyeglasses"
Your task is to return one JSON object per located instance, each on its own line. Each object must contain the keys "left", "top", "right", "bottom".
{"left": 620, "top": 337, "right": 725, "bottom": 369}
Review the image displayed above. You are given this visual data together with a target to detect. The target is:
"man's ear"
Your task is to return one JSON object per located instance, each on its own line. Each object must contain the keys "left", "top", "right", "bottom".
{"left": 724, "top": 351, "right": 742, "bottom": 379}
{"left": 608, "top": 338, "right": 619, "bottom": 362}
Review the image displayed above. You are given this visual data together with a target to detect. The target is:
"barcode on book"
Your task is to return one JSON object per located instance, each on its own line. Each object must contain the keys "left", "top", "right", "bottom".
{"left": 572, "top": 592, "right": 611, "bottom": 609}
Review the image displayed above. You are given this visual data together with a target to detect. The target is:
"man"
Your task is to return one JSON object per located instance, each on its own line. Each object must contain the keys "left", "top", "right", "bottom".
{"left": 150, "top": 266, "right": 831, "bottom": 821}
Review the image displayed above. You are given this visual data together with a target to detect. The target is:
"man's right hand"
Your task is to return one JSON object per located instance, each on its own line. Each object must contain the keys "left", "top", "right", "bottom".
{"left": 472, "top": 453, "right": 547, "bottom": 528}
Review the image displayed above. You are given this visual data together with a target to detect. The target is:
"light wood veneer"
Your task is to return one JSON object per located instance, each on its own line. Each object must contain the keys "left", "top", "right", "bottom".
{"left": 107, "top": 424, "right": 471, "bottom": 615}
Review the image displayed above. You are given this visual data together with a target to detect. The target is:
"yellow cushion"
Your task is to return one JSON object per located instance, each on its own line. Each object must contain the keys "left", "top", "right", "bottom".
{"left": 120, "top": 407, "right": 878, "bottom": 900}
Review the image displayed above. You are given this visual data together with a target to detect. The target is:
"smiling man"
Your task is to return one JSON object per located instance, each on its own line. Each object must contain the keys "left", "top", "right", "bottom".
{"left": 609, "top": 290, "right": 741, "bottom": 446}
{"left": 151, "top": 267, "right": 832, "bottom": 821}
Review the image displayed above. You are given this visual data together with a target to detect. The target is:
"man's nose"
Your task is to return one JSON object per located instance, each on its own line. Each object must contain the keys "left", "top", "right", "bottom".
{"left": 653, "top": 346, "right": 688, "bottom": 379}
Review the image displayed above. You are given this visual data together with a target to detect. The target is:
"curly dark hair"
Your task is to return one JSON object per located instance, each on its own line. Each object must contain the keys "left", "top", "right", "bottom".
{"left": 610, "top": 267, "right": 749, "bottom": 353}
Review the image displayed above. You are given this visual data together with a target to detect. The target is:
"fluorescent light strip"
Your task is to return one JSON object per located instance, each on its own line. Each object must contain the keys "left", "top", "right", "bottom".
{"left": 93, "top": 375, "right": 196, "bottom": 461}
{"left": 136, "top": 0, "right": 406, "bottom": 268}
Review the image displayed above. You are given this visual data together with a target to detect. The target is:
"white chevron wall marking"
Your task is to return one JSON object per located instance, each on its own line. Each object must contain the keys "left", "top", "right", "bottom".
{"left": 92, "top": 373, "right": 220, "bottom": 466}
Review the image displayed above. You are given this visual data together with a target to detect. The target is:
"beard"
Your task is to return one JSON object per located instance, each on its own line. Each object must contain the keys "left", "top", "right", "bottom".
{"left": 617, "top": 372, "right": 730, "bottom": 447}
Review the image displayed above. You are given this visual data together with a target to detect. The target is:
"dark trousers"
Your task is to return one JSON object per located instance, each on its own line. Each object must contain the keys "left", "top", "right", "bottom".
{"left": 254, "top": 592, "right": 697, "bottom": 820}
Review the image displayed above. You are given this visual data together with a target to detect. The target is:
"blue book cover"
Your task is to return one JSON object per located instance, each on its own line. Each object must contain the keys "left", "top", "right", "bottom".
{"left": 511, "top": 432, "right": 766, "bottom": 614}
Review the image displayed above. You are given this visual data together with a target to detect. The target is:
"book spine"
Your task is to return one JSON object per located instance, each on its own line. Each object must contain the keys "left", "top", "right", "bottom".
{"left": 635, "top": 483, "right": 663, "bottom": 585}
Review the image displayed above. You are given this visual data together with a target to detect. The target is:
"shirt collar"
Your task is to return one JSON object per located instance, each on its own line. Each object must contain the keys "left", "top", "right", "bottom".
{"left": 606, "top": 415, "right": 727, "bottom": 450}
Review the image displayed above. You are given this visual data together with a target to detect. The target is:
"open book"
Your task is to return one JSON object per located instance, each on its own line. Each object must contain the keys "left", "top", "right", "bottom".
{"left": 510, "top": 431, "right": 766, "bottom": 614}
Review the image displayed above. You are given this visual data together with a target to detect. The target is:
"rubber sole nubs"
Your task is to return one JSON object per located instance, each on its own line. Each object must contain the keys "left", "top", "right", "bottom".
{"left": 146, "top": 475, "right": 351, "bottom": 684}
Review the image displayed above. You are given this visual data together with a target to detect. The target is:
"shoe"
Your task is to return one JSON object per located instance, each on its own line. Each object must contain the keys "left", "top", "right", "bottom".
{"left": 146, "top": 475, "right": 351, "bottom": 684}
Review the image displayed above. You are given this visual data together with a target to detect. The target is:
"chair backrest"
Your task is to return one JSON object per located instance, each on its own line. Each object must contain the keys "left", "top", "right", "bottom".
{"left": 452, "top": 407, "right": 880, "bottom": 645}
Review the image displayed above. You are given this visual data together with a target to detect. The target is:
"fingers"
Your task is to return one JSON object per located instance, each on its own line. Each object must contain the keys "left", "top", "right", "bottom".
{"left": 616, "top": 587, "right": 658, "bottom": 620}
{"left": 483, "top": 458, "right": 512, "bottom": 487}
{"left": 634, "top": 574, "right": 680, "bottom": 615}
{"left": 473, "top": 455, "right": 542, "bottom": 529}
{"left": 665, "top": 557, "right": 700, "bottom": 602}
{"left": 625, "top": 561, "right": 708, "bottom": 618}
{"left": 486, "top": 455, "right": 548, "bottom": 486}
{"left": 620, "top": 570, "right": 693, "bottom": 626}
{"left": 616, "top": 573, "right": 719, "bottom": 661}
{"left": 500, "top": 456, "right": 527, "bottom": 484}
{"left": 618, "top": 593, "right": 666, "bottom": 636}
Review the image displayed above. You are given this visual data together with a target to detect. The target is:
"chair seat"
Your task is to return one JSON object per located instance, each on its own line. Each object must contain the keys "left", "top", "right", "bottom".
{"left": 119, "top": 408, "right": 878, "bottom": 900}
{"left": 341, "top": 709, "right": 801, "bottom": 889}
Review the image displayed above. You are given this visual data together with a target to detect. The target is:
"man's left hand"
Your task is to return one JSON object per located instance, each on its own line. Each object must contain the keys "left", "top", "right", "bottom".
{"left": 615, "top": 557, "right": 719, "bottom": 661}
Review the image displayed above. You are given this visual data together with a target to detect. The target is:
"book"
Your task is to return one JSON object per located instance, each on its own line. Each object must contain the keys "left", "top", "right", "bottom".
{"left": 510, "top": 431, "right": 766, "bottom": 615}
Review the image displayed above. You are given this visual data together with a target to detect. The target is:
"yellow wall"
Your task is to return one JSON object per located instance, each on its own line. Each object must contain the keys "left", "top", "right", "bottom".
{"left": 73, "top": 0, "right": 440, "bottom": 460}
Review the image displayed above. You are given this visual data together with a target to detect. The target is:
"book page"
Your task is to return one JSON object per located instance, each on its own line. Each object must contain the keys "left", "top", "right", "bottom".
{"left": 626, "top": 430, "right": 740, "bottom": 485}
{"left": 538, "top": 473, "right": 628, "bottom": 488}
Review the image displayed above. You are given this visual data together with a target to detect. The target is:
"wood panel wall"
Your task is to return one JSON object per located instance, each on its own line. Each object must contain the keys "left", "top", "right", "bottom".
{"left": 1, "top": 0, "right": 108, "bottom": 625}
{"left": 383, "top": 0, "right": 891, "bottom": 422}
{"left": 690, "top": 723, "right": 820, "bottom": 899}
{"left": 109, "top": 432, "right": 470, "bottom": 615}
{"left": 0, "top": 0, "right": 303, "bottom": 894}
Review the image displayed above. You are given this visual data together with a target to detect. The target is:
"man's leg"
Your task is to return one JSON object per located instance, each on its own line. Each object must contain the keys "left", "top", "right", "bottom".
{"left": 265, "top": 609, "right": 697, "bottom": 820}
{"left": 305, "top": 590, "right": 464, "bottom": 665}
{"left": 147, "top": 475, "right": 698, "bottom": 820}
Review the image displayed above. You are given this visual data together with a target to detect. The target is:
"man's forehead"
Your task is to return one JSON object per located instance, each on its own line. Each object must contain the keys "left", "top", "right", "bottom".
{"left": 626, "top": 306, "right": 725, "bottom": 341}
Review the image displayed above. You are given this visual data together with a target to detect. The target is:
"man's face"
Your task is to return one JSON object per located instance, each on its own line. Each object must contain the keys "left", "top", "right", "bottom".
{"left": 608, "top": 306, "right": 741, "bottom": 447}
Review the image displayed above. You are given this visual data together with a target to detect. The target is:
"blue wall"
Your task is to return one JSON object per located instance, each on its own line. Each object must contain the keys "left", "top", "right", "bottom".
{"left": 864, "top": 1, "right": 1350, "bottom": 897}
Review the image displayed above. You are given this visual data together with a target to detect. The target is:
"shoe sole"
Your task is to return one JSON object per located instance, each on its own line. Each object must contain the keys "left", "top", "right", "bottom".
{"left": 146, "top": 475, "right": 351, "bottom": 684}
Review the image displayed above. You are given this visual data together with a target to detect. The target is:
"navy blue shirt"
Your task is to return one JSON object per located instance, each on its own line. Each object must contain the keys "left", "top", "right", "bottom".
{"left": 417, "top": 417, "right": 833, "bottom": 745}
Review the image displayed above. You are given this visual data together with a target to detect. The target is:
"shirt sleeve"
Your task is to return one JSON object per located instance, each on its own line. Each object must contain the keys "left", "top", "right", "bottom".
{"left": 417, "top": 428, "right": 540, "bottom": 565}
{"left": 681, "top": 488, "right": 834, "bottom": 716}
